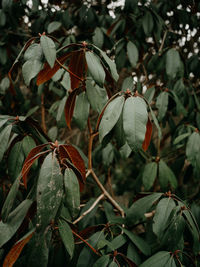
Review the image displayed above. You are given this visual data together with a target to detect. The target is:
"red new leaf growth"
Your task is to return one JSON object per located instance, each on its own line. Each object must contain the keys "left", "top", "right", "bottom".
{"left": 142, "top": 117, "right": 152, "bottom": 151}
{"left": 68, "top": 50, "right": 87, "bottom": 90}
{"left": 3, "top": 231, "right": 34, "bottom": 267}
{"left": 58, "top": 144, "right": 86, "bottom": 191}
{"left": 21, "top": 144, "right": 49, "bottom": 188}
{"left": 64, "top": 88, "right": 79, "bottom": 129}
{"left": 37, "top": 53, "right": 71, "bottom": 85}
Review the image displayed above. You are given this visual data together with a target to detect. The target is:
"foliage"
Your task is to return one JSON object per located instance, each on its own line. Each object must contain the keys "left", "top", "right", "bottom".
{"left": 0, "top": 0, "right": 200, "bottom": 266}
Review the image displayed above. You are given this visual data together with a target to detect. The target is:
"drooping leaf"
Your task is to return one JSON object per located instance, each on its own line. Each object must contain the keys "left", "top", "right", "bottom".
{"left": 173, "top": 132, "right": 191, "bottom": 145}
{"left": 127, "top": 243, "right": 141, "bottom": 265}
{"left": 1, "top": 176, "right": 20, "bottom": 222}
{"left": 99, "top": 95, "right": 125, "bottom": 142}
{"left": 142, "top": 118, "right": 152, "bottom": 151}
{"left": 139, "top": 251, "right": 171, "bottom": 267}
{"left": 149, "top": 106, "right": 162, "bottom": 138}
{"left": 0, "top": 124, "right": 12, "bottom": 162}
{"left": 156, "top": 91, "right": 168, "bottom": 121}
{"left": 92, "top": 27, "right": 104, "bottom": 48}
{"left": 24, "top": 43, "right": 43, "bottom": 61}
{"left": 63, "top": 168, "right": 80, "bottom": 218}
{"left": 40, "top": 35, "right": 56, "bottom": 68}
{"left": 73, "top": 91, "right": 90, "bottom": 130}
{"left": 119, "top": 227, "right": 151, "bottom": 256}
{"left": 0, "top": 199, "right": 32, "bottom": 247}
{"left": 64, "top": 88, "right": 79, "bottom": 129}
{"left": 158, "top": 160, "right": 177, "bottom": 189}
{"left": 186, "top": 131, "right": 200, "bottom": 169}
{"left": 127, "top": 41, "right": 139, "bottom": 68}
{"left": 68, "top": 49, "right": 86, "bottom": 90}
{"left": 153, "top": 197, "right": 176, "bottom": 238}
{"left": 36, "top": 153, "right": 63, "bottom": 232}
{"left": 123, "top": 96, "right": 148, "bottom": 151}
{"left": 166, "top": 48, "right": 182, "bottom": 79}
{"left": 47, "top": 21, "right": 61, "bottom": 33}
{"left": 56, "top": 96, "right": 67, "bottom": 122}
{"left": 86, "top": 51, "right": 105, "bottom": 87}
{"left": 59, "top": 144, "right": 86, "bottom": 191}
{"left": 37, "top": 53, "right": 71, "bottom": 85}
{"left": 93, "top": 255, "right": 110, "bottom": 267}
{"left": 58, "top": 219, "right": 74, "bottom": 258}
{"left": 142, "top": 161, "right": 157, "bottom": 190}
{"left": 142, "top": 11, "right": 154, "bottom": 36}
{"left": 144, "top": 86, "right": 155, "bottom": 104}
{"left": 21, "top": 143, "right": 49, "bottom": 188}
{"left": 3, "top": 229, "right": 34, "bottom": 267}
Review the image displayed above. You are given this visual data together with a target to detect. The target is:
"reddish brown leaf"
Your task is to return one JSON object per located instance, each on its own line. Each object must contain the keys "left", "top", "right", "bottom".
{"left": 3, "top": 231, "right": 34, "bottom": 267}
{"left": 64, "top": 88, "right": 79, "bottom": 129}
{"left": 107, "top": 18, "right": 121, "bottom": 36}
{"left": 21, "top": 143, "right": 49, "bottom": 188}
{"left": 58, "top": 144, "right": 86, "bottom": 191}
{"left": 68, "top": 49, "right": 86, "bottom": 90}
{"left": 142, "top": 117, "right": 152, "bottom": 151}
{"left": 36, "top": 52, "right": 71, "bottom": 85}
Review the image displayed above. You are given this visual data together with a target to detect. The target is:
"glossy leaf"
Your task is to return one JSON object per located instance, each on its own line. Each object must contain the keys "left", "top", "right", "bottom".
{"left": 127, "top": 41, "right": 138, "bottom": 68}
{"left": 0, "top": 124, "right": 12, "bottom": 162}
{"left": 140, "top": 251, "right": 171, "bottom": 267}
{"left": 36, "top": 153, "right": 63, "bottom": 232}
{"left": 123, "top": 96, "right": 148, "bottom": 151}
{"left": 142, "top": 162, "right": 157, "bottom": 190}
{"left": 158, "top": 160, "right": 177, "bottom": 189}
{"left": 99, "top": 95, "right": 125, "bottom": 142}
{"left": 58, "top": 219, "right": 74, "bottom": 258}
{"left": 153, "top": 197, "right": 176, "bottom": 238}
{"left": 40, "top": 35, "right": 56, "bottom": 68}
{"left": 64, "top": 168, "right": 80, "bottom": 218}
{"left": 142, "top": 118, "right": 152, "bottom": 151}
{"left": 86, "top": 51, "right": 105, "bottom": 86}
{"left": 0, "top": 199, "right": 32, "bottom": 247}
{"left": 3, "top": 229, "right": 34, "bottom": 267}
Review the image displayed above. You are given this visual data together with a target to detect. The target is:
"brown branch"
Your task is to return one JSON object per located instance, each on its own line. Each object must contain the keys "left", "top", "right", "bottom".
{"left": 55, "top": 59, "right": 83, "bottom": 82}
{"left": 158, "top": 30, "right": 168, "bottom": 55}
{"left": 90, "top": 169, "right": 125, "bottom": 218}
{"left": 73, "top": 193, "right": 104, "bottom": 225}
{"left": 41, "top": 93, "right": 47, "bottom": 134}
{"left": 71, "top": 229, "right": 101, "bottom": 256}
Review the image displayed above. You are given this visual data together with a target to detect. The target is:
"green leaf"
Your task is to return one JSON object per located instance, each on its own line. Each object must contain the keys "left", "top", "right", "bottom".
{"left": 166, "top": 49, "right": 181, "bottom": 79}
{"left": 99, "top": 96, "right": 125, "bottom": 142}
{"left": 47, "top": 21, "right": 61, "bottom": 33}
{"left": 169, "top": 91, "right": 187, "bottom": 116}
{"left": 37, "top": 153, "right": 63, "bottom": 232}
{"left": 144, "top": 86, "right": 155, "bottom": 104}
{"left": 8, "top": 141, "right": 24, "bottom": 180}
{"left": 127, "top": 243, "right": 141, "bottom": 265}
{"left": 123, "top": 96, "right": 148, "bottom": 151}
{"left": 86, "top": 79, "right": 107, "bottom": 113}
{"left": 64, "top": 168, "right": 80, "bottom": 218}
{"left": 86, "top": 51, "right": 105, "bottom": 86}
{"left": 140, "top": 251, "right": 171, "bottom": 267}
{"left": 93, "top": 255, "right": 110, "bottom": 267}
{"left": 0, "top": 9, "right": 6, "bottom": 26}
{"left": 120, "top": 227, "right": 151, "bottom": 256}
{"left": 40, "top": 35, "right": 56, "bottom": 68}
{"left": 1, "top": 176, "right": 20, "bottom": 222}
{"left": 73, "top": 91, "right": 90, "bottom": 130}
{"left": 153, "top": 198, "right": 176, "bottom": 238}
{"left": 24, "top": 43, "right": 43, "bottom": 61}
{"left": 173, "top": 132, "right": 191, "bottom": 145}
{"left": 0, "top": 124, "right": 12, "bottom": 162}
{"left": 61, "top": 72, "right": 71, "bottom": 90}
{"left": 142, "top": 162, "right": 158, "bottom": 190}
{"left": 126, "top": 193, "right": 162, "bottom": 224}
{"left": 142, "top": 11, "right": 154, "bottom": 36}
{"left": 127, "top": 41, "right": 139, "bottom": 68}
{"left": 92, "top": 27, "right": 104, "bottom": 48}
{"left": 110, "top": 235, "right": 127, "bottom": 250}
{"left": 114, "top": 112, "right": 126, "bottom": 148}
{"left": 22, "top": 59, "right": 42, "bottom": 86}
{"left": 22, "top": 135, "right": 37, "bottom": 157}
{"left": 122, "top": 76, "right": 133, "bottom": 91}
{"left": 109, "top": 261, "right": 118, "bottom": 267}
{"left": 56, "top": 96, "right": 67, "bottom": 122}
{"left": 58, "top": 219, "right": 74, "bottom": 258}
{"left": 158, "top": 160, "right": 177, "bottom": 189}
{"left": 0, "top": 199, "right": 32, "bottom": 247}
{"left": 156, "top": 91, "right": 168, "bottom": 121}
{"left": 186, "top": 132, "right": 200, "bottom": 168}
{"left": 149, "top": 106, "right": 162, "bottom": 138}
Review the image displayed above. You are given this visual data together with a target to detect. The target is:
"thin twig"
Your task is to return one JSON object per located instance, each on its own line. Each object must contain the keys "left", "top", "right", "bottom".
{"left": 71, "top": 229, "right": 101, "bottom": 256}
{"left": 90, "top": 169, "right": 125, "bottom": 218}
{"left": 55, "top": 59, "right": 83, "bottom": 82}
{"left": 73, "top": 193, "right": 104, "bottom": 224}
{"left": 158, "top": 30, "right": 168, "bottom": 55}
{"left": 41, "top": 93, "right": 47, "bottom": 134}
